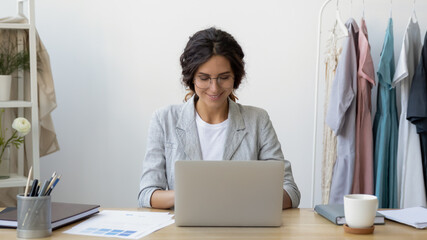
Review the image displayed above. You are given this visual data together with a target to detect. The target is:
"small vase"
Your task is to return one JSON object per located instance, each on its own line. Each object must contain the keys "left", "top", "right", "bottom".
{"left": 0, "top": 75, "right": 12, "bottom": 101}
{"left": 0, "top": 145, "right": 11, "bottom": 179}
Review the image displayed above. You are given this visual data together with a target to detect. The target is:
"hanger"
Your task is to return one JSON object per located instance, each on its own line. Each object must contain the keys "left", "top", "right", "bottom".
{"left": 412, "top": 0, "right": 417, "bottom": 22}
{"left": 362, "top": 0, "right": 365, "bottom": 19}
{"left": 334, "top": 0, "right": 349, "bottom": 37}
{"left": 17, "top": 0, "right": 25, "bottom": 17}
{"left": 0, "top": 0, "right": 26, "bottom": 23}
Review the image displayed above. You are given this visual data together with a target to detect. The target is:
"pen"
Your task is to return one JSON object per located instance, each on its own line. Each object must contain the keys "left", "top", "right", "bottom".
{"left": 24, "top": 166, "right": 33, "bottom": 197}
{"left": 35, "top": 182, "right": 40, "bottom": 196}
{"left": 38, "top": 180, "right": 50, "bottom": 196}
{"left": 46, "top": 175, "right": 61, "bottom": 196}
{"left": 45, "top": 174, "right": 57, "bottom": 192}
{"left": 29, "top": 179, "right": 38, "bottom": 197}
{"left": 48, "top": 171, "right": 56, "bottom": 184}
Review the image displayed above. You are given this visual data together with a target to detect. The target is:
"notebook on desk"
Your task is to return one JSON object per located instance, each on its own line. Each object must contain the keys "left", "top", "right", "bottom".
{"left": 0, "top": 202, "right": 99, "bottom": 229}
{"left": 174, "top": 160, "right": 284, "bottom": 227}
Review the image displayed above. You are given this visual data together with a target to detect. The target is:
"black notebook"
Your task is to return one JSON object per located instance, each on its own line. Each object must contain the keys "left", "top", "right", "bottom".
{"left": 0, "top": 202, "right": 100, "bottom": 229}
{"left": 314, "top": 204, "right": 385, "bottom": 225}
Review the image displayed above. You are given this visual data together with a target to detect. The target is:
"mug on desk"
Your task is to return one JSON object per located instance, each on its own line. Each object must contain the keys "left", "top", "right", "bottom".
{"left": 16, "top": 194, "right": 52, "bottom": 238}
{"left": 344, "top": 194, "right": 378, "bottom": 229}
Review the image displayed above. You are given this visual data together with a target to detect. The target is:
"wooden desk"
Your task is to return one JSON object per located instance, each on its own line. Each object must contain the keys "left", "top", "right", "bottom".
{"left": 1, "top": 208, "right": 426, "bottom": 239}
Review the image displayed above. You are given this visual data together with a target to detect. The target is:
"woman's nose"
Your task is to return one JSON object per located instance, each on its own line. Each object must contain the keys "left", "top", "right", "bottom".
{"left": 209, "top": 78, "right": 220, "bottom": 91}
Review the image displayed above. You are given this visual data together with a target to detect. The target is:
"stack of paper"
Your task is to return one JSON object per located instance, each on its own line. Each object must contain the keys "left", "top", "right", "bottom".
{"left": 64, "top": 210, "right": 174, "bottom": 239}
{"left": 378, "top": 207, "right": 427, "bottom": 229}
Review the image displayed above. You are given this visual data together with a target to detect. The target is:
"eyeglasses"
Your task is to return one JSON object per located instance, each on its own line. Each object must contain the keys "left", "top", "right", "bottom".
{"left": 194, "top": 74, "right": 234, "bottom": 89}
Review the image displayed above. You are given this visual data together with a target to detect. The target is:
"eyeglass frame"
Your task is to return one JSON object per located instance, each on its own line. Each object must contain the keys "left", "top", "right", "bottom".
{"left": 193, "top": 74, "right": 235, "bottom": 89}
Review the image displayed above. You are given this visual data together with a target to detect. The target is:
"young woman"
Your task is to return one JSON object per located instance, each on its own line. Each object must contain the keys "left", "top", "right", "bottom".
{"left": 138, "top": 27, "right": 300, "bottom": 209}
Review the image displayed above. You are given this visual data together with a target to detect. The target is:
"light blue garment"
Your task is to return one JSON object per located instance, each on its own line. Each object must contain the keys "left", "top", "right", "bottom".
{"left": 373, "top": 18, "right": 399, "bottom": 208}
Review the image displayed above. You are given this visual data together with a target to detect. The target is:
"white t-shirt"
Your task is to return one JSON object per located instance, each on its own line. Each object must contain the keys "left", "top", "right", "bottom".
{"left": 196, "top": 113, "right": 229, "bottom": 161}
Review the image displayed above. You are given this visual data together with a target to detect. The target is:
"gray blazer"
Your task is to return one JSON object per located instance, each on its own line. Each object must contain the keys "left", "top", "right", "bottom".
{"left": 138, "top": 96, "right": 301, "bottom": 208}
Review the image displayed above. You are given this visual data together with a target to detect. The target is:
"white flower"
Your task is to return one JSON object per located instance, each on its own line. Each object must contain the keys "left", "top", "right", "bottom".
{"left": 12, "top": 117, "right": 31, "bottom": 137}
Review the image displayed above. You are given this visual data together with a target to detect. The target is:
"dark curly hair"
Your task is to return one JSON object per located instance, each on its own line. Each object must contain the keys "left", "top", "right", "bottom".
{"left": 180, "top": 27, "right": 245, "bottom": 101}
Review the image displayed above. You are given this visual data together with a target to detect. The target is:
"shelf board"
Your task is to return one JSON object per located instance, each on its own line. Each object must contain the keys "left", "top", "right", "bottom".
{"left": 0, "top": 101, "right": 32, "bottom": 108}
{"left": 0, "top": 23, "right": 31, "bottom": 29}
{"left": 0, "top": 174, "right": 28, "bottom": 188}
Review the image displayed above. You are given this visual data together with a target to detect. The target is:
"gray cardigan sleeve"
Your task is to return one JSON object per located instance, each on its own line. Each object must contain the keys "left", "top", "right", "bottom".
{"left": 259, "top": 113, "right": 301, "bottom": 208}
{"left": 138, "top": 110, "right": 167, "bottom": 208}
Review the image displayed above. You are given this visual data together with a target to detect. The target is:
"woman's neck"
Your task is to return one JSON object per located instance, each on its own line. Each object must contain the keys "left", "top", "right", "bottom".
{"left": 195, "top": 100, "right": 229, "bottom": 124}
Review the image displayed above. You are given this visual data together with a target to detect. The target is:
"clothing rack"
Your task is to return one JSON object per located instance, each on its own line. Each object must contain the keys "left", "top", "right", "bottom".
{"left": 312, "top": 0, "right": 334, "bottom": 209}
{"left": 312, "top": 0, "right": 420, "bottom": 207}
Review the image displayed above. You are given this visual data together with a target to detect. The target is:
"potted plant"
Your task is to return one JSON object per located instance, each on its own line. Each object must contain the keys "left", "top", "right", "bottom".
{"left": 0, "top": 39, "right": 30, "bottom": 101}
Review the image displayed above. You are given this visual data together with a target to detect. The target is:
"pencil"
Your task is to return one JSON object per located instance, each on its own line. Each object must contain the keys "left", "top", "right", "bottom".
{"left": 24, "top": 166, "right": 33, "bottom": 197}
{"left": 45, "top": 174, "right": 58, "bottom": 191}
{"left": 46, "top": 175, "right": 61, "bottom": 195}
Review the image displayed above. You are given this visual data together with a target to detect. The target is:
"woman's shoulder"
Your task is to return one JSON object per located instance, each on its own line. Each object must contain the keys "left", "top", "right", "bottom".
{"left": 235, "top": 101, "right": 269, "bottom": 119}
{"left": 153, "top": 102, "right": 184, "bottom": 119}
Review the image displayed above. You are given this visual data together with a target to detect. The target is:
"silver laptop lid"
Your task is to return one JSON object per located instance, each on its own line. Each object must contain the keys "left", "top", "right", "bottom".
{"left": 174, "top": 160, "right": 284, "bottom": 227}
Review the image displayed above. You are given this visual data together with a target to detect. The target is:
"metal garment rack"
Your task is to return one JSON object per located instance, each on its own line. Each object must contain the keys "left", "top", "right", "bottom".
{"left": 311, "top": 0, "right": 334, "bottom": 209}
{"left": 312, "top": 0, "right": 417, "bottom": 207}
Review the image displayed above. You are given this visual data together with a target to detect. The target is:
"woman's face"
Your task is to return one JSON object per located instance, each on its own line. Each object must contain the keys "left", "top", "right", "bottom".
{"left": 193, "top": 55, "right": 234, "bottom": 112}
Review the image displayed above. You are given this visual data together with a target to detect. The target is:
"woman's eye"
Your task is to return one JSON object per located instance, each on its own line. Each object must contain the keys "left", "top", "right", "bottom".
{"left": 199, "top": 76, "right": 210, "bottom": 81}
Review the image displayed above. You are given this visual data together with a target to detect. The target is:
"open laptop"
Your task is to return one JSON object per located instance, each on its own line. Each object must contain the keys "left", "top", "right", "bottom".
{"left": 174, "top": 160, "right": 284, "bottom": 227}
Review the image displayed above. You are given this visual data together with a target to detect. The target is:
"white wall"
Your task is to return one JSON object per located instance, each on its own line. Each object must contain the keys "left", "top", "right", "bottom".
{"left": 2, "top": 0, "right": 427, "bottom": 208}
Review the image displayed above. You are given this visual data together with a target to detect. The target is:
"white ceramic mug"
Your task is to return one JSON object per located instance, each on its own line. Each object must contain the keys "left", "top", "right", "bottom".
{"left": 344, "top": 194, "right": 378, "bottom": 228}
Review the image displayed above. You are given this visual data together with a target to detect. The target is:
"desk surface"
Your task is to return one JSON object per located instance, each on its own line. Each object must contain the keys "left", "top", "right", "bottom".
{"left": 1, "top": 208, "right": 426, "bottom": 239}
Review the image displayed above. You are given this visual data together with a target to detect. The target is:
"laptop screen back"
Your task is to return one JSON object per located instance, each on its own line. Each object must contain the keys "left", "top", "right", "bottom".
{"left": 174, "top": 160, "right": 284, "bottom": 227}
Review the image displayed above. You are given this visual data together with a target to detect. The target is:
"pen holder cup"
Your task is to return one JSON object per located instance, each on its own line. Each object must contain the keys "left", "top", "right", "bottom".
{"left": 17, "top": 194, "right": 52, "bottom": 239}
